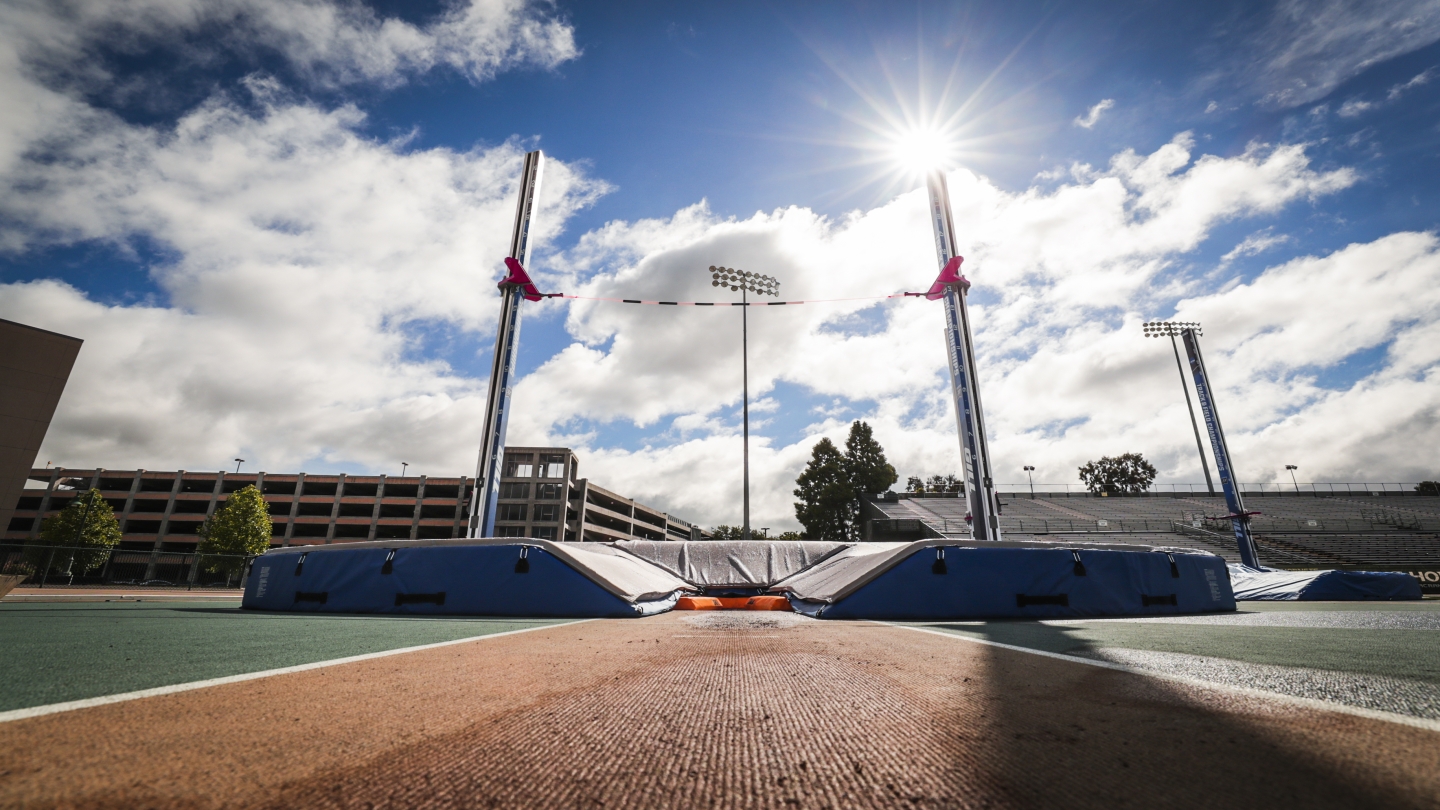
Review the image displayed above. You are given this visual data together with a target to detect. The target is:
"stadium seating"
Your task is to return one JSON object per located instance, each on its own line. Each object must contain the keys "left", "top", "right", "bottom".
{"left": 868, "top": 492, "right": 1440, "bottom": 575}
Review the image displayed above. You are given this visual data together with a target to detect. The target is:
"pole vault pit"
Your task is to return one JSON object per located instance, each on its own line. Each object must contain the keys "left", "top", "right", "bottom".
{"left": 240, "top": 538, "right": 1237, "bottom": 620}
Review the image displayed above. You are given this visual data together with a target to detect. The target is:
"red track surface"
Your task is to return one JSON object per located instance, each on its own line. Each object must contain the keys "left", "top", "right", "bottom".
{"left": 2, "top": 613, "right": 1436, "bottom": 808}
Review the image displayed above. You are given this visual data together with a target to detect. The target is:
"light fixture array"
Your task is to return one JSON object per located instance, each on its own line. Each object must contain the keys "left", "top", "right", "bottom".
{"left": 1142, "top": 320, "right": 1202, "bottom": 338}
{"left": 710, "top": 266, "right": 780, "bottom": 296}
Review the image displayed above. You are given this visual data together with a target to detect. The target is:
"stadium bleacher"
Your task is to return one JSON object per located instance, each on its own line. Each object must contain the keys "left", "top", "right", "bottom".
{"left": 866, "top": 492, "right": 1440, "bottom": 576}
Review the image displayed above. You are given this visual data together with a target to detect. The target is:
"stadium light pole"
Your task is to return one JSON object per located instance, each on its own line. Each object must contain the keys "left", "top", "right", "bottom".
{"left": 1142, "top": 321, "right": 1215, "bottom": 495}
{"left": 1144, "top": 321, "right": 1261, "bottom": 568}
{"left": 708, "top": 265, "right": 780, "bottom": 541}
{"left": 1023, "top": 466, "right": 1036, "bottom": 499}
{"left": 1286, "top": 464, "right": 1299, "bottom": 494}
{"left": 234, "top": 458, "right": 244, "bottom": 474}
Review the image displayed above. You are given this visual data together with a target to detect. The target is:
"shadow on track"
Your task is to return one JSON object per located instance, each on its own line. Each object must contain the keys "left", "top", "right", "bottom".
{"left": 922, "top": 619, "right": 1433, "bottom": 809}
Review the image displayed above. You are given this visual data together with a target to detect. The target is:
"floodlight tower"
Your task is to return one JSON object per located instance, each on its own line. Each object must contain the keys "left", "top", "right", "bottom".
{"left": 1142, "top": 321, "right": 1216, "bottom": 494}
{"left": 469, "top": 150, "right": 544, "bottom": 539}
{"left": 708, "top": 265, "right": 780, "bottom": 540}
{"left": 1142, "top": 321, "right": 1261, "bottom": 568}
{"left": 924, "top": 169, "right": 1001, "bottom": 542}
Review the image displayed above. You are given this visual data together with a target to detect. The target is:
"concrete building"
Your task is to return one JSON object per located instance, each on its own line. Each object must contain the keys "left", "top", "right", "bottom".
{"left": 0, "top": 319, "right": 82, "bottom": 536}
{"left": 4, "top": 447, "right": 701, "bottom": 551}
{"left": 495, "top": 447, "right": 700, "bottom": 542}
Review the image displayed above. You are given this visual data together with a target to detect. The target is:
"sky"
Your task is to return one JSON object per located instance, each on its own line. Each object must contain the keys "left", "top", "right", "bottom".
{"left": 2, "top": 0, "right": 1439, "bottom": 531}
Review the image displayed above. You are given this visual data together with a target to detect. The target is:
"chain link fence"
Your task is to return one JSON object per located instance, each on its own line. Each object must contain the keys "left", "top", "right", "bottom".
{"left": 0, "top": 543, "right": 254, "bottom": 592}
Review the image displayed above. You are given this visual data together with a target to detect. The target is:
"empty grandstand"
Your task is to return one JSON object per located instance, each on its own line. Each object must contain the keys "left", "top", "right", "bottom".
{"left": 865, "top": 491, "right": 1440, "bottom": 588}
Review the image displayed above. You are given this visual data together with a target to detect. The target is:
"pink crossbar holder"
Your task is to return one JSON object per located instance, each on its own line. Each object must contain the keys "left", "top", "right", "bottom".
{"left": 498, "top": 257, "right": 545, "bottom": 302}
{"left": 922, "top": 256, "right": 968, "bottom": 300}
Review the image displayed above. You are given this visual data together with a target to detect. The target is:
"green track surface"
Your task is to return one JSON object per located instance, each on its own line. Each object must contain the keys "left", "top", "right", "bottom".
{"left": 0, "top": 602, "right": 572, "bottom": 712}
{"left": 914, "top": 602, "right": 1440, "bottom": 684}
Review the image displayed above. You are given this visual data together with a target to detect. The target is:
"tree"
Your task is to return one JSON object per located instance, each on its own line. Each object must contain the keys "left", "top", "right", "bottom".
{"left": 793, "top": 421, "right": 899, "bottom": 541}
{"left": 846, "top": 421, "right": 899, "bottom": 499}
{"left": 906, "top": 476, "right": 924, "bottom": 493}
{"left": 1416, "top": 481, "right": 1440, "bottom": 495}
{"left": 774, "top": 531, "right": 806, "bottom": 541}
{"left": 1078, "top": 453, "right": 1157, "bottom": 495}
{"left": 30, "top": 488, "right": 122, "bottom": 577}
{"left": 709, "top": 525, "right": 770, "bottom": 540}
{"left": 198, "top": 485, "right": 273, "bottom": 581}
{"left": 926, "top": 474, "right": 961, "bottom": 493}
{"left": 793, "top": 437, "right": 853, "bottom": 541}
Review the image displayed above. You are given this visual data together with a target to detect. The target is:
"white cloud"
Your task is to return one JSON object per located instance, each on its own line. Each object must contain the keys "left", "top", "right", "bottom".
{"left": 1220, "top": 228, "right": 1293, "bottom": 264}
{"left": 1073, "top": 98, "right": 1114, "bottom": 128}
{"left": 1239, "top": 0, "right": 1440, "bottom": 108}
{"left": 2, "top": 0, "right": 577, "bottom": 91}
{"left": 1387, "top": 67, "right": 1435, "bottom": 99}
{"left": 0, "top": 0, "right": 602, "bottom": 479}
{"left": 0, "top": 94, "right": 606, "bottom": 475}
{"left": 1333, "top": 68, "right": 1434, "bottom": 117}
{"left": 1337, "top": 98, "right": 1375, "bottom": 117}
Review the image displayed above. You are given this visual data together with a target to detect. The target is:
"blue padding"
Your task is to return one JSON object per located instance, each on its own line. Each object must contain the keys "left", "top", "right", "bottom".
{"left": 801, "top": 546, "right": 1235, "bottom": 620}
{"left": 243, "top": 544, "right": 656, "bottom": 617}
{"left": 1229, "top": 565, "right": 1423, "bottom": 601}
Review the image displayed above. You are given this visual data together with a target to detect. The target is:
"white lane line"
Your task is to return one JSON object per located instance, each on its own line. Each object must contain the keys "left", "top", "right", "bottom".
{"left": 891, "top": 623, "right": 1440, "bottom": 734}
{"left": 0, "top": 619, "right": 592, "bottom": 724}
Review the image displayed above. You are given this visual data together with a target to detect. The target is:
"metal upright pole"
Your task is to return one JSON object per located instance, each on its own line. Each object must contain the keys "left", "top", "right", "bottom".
{"left": 1180, "top": 329, "right": 1260, "bottom": 568}
{"left": 925, "top": 169, "right": 1001, "bottom": 542}
{"left": 741, "top": 286, "right": 751, "bottom": 540}
{"left": 1170, "top": 333, "right": 1216, "bottom": 494}
{"left": 469, "top": 150, "right": 544, "bottom": 539}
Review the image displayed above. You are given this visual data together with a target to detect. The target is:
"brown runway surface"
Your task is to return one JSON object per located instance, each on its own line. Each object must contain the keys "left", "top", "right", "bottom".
{"left": 2, "top": 612, "right": 1437, "bottom": 809}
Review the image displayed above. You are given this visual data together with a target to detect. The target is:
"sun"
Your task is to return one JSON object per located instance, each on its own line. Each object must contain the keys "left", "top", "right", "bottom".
{"left": 891, "top": 127, "right": 954, "bottom": 177}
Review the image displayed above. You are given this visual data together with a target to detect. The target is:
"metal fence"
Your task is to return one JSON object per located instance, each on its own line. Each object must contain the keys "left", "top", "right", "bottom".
{"left": 990, "top": 482, "right": 1438, "bottom": 495}
{"left": 919, "top": 517, "right": 1440, "bottom": 535}
{"left": 0, "top": 543, "right": 253, "bottom": 590}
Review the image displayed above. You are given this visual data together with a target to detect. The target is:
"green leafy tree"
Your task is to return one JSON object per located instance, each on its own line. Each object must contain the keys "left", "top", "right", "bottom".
{"left": 30, "top": 488, "right": 122, "bottom": 576}
{"left": 794, "top": 421, "right": 899, "bottom": 541}
{"left": 906, "top": 476, "right": 924, "bottom": 493}
{"left": 844, "top": 421, "right": 898, "bottom": 536}
{"left": 794, "top": 437, "right": 853, "bottom": 541}
{"left": 708, "top": 525, "right": 771, "bottom": 540}
{"left": 925, "top": 474, "right": 961, "bottom": 493}
{"left": 774, "top": 531, "right": 806, "bottom": 541}
{"left": 846, "top": 421, "right": 899, "bottom": 498}
{"left": 198, "top": 485, "right": 273, "bottom": 581}
{"left": 1078, "top": 453, "right": 1158, "bottom": 495}
{"left": 1416, "top": 481, "right": 1440, "bottom": 495}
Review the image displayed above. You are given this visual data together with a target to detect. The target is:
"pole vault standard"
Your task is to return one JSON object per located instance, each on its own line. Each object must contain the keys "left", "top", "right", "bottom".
{"left": 468, "top": 150, "right": 544, "bottom": 539}
{"left": 924, "top": 169, "right": 1001, "bottom": 542}
{"left": 1162, "top": 322, "right": 1261, "bottom": 568}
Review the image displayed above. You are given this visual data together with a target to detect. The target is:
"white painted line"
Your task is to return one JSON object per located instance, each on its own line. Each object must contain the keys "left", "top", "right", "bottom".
{"left": 0, "top": 619, "right": 592, "bottom": 724}
{"left": 891, "top": 623, "right": 1440, "bottom": 734}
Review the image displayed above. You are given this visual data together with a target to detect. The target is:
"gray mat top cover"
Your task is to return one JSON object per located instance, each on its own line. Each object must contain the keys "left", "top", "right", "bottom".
{"left": 257, "top": 538, "right": 692, "bottom": 604}
{"left": 771, "top": 539, "right": 1223, "bottom": 605}
{"left": 613, "top": 540, "right": 850, "bottom": 588}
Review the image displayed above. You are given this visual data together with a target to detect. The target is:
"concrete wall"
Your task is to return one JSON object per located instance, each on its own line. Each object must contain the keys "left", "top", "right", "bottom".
{"left": 0, "top": 319, "right": 82, "bottom": 536}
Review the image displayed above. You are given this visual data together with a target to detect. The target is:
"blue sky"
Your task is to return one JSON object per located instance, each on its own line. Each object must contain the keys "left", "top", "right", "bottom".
{"left": 2, "top": 0, "right": 1439, "bottom": 529}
